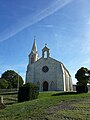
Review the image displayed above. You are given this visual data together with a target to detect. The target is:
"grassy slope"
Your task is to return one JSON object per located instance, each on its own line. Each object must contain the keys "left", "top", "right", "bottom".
{"left": 0, "top": 91, "right": 90, "bottom": 120}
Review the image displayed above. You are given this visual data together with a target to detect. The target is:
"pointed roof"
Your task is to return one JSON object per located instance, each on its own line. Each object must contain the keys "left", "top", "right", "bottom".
{"left": 31, "top": 36, "right": 37, "bottom": 53}
{"left": 42, "top": 43, "right": 50, "bottom": 51}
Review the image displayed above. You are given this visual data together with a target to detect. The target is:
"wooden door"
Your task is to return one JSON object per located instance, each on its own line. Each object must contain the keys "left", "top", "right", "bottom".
{"left": 43, "top": 81, "right": 48, "bottom": 91}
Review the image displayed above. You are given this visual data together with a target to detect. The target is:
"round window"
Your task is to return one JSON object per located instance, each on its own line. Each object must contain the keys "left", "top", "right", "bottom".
{"left": 42, "top": 66, "right": 49, "bottom": 72}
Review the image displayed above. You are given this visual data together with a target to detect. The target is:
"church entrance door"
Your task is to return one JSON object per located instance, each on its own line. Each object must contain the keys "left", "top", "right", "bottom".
{"left": 43, "top": 81, "right": 48, "bottom": 91}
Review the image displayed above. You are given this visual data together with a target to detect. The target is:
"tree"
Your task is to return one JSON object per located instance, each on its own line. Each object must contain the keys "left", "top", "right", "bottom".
{"left": 75, "top": 67, "right": 90, "bottom": 93}
{"left": 1, "top": 70, "right": 24, "bottom": 89}
{"left": 75, "top": 67, "right": 90, "bottom": 85}
{"left": 0, "top": 78, "right": 8, "bottom": 89}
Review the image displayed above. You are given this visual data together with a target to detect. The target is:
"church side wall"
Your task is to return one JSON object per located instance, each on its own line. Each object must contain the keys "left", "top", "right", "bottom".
{"left": 65, "top": 71, "right": 70, "bottom": 91}
{"left": 61, "top": 64, "right": 73, "bottom": 91}
{"left": 69, "top": 76, "right": 73, "bottom": 91}
{"left": 61, "top": 64, "right": 66, "bottom": 91}
{"left": 56, "top": 63, "right": 64, "bottom": 91}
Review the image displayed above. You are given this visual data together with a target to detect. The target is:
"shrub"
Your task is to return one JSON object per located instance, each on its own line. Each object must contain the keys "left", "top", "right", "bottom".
{"left": 76, "top": 84, "right": 88, "bottom": 93}
{"left": 18, "top": 82, "right": 39, "bottom": 102}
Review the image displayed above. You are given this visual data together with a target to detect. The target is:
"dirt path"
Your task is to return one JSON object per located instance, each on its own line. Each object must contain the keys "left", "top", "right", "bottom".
{"left": 44, "top": 98, "right": 90, "bottom": 120}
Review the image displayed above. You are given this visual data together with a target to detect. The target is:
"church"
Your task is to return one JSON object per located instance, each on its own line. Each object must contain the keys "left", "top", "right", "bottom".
{"left": 26, "top": 37, "right": 73, "bottom": 91}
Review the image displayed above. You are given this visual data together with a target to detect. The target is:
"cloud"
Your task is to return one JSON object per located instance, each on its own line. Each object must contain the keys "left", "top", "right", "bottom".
{"left": 39, "top": 24, "right": 54, "bottom": 28}
{"left": 0, "top": 0, "right": 73, "bottom": 42}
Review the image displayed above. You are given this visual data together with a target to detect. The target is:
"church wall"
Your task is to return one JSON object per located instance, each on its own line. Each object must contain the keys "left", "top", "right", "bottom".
{"left": 64, "top": 70, "right": 73, "bottom": 91}
{"left": 61, "top": 63, "right": 73, "bottom": 91}
{"left": 65, "top": 71, "right": 70, "bottom": 91}
{"left": 26, "top": 57, "right": 72, "bottom": 92}
{"left": 35, "top": 58, "right": 57, "bottom": 91}
{"left": 56, "top": 62, "right": 64, "bottom": 91}
{"left": 26, "top": 63, "right": 35, "bottom": 83}
{"left": 31, "top": 57, "right": 64, "bottom": 91}
{"left": 61, "top": 64, "right": 66, "bottom": 91}
{"left": 69, "top": 77, "right": 73, "bottom": 91}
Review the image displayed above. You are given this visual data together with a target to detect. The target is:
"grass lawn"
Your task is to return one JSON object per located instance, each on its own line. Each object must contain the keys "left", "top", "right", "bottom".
{"left": 0, "top": 91, "right": 90, "bottom": 120}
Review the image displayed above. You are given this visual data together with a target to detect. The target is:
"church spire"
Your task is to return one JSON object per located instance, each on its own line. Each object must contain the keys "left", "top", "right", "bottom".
{"left": 29, "top": 36, "right": 39, "bottom": 64}
{"left": 31, "top": 36, "right": 37, "bottom": 53}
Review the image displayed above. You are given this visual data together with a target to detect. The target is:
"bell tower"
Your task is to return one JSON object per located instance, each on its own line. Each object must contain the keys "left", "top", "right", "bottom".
{"left": 42, "top": 44, "right": 50, "bottom": 58}
{"left": 29, "top": 36, "right": 39, "bottom": 64}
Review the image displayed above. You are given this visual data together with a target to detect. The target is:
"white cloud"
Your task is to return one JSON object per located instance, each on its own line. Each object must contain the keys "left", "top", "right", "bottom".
{"left": 0, "top": 0, "right": 74, "bottom": 42}
{"left": 39, "top": 24, "right": 54, "bottom": 28}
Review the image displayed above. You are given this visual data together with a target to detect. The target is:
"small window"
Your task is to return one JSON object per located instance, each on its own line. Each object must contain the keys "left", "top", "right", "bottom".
{"left": 31, "top": 55, "right": 34, "bottom": 64}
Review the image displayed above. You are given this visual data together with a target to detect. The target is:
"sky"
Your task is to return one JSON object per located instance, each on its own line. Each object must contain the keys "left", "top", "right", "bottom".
{"left": 0, "top": 0, "right": 90, "bottom": 84}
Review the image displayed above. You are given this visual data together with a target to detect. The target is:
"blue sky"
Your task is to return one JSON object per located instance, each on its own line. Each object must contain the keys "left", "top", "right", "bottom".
{"left": 0, "top": 0, "right": 90, "bottom": 84}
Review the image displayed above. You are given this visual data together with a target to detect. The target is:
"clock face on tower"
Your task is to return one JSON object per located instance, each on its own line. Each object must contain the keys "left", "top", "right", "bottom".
{"left": 42, "top": 66, "right": 49, "bottom": 72}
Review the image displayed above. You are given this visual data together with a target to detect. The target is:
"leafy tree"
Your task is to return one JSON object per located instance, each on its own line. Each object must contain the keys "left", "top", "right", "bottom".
{"left": 75, "top": 67, "right": 90, "bottom": 93}
{"left": 0, "top": 78, "right": 8, "bottom": 89}
{"left": 1, "top": 70, "right": 24, "bottom": 89}
{"left": 75, "top": 67, "right": 90, "bottom": 85}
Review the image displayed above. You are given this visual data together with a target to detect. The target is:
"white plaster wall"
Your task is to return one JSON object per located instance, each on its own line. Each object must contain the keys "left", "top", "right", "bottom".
{"left": 26, "top": 57, "right": 73, "bottom": 92}
{"left": 31, "top": 57, "right": 64, "bottom": 91}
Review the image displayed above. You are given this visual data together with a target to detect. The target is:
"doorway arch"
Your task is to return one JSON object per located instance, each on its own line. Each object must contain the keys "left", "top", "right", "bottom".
{"left": 43, "top": 81, "right": 48, "bottom": 91}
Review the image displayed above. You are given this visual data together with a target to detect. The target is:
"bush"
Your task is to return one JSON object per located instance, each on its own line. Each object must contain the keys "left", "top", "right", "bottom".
{"left": 76, "top": 85, "right": 88, "bottom": 93}
{"left": 18, "top": 82, "right": 39, "bottom": 102}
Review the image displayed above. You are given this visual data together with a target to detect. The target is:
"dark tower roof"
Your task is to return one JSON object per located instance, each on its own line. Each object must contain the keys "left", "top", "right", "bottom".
{"left": 31, "top": 36, "right": 37, "bottom": 53}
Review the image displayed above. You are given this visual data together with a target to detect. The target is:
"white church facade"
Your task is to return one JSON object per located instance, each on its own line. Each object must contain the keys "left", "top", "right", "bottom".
{"left": 26, "top": 38, "right": 73, "bottom": 91}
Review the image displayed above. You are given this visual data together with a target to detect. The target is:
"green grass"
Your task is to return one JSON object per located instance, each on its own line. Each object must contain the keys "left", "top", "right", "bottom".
{"left": 0, "top": 91, "right": 90, "bottom": 120}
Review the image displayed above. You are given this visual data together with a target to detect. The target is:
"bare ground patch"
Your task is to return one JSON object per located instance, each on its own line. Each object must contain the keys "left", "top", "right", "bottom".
{"left": 44, "top": 98, "right": 90, "bottom": 120}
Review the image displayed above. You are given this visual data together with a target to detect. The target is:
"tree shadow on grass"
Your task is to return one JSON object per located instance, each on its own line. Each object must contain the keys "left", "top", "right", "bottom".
{"left": 52, "top": 91, "right": 78, "bottom": 96}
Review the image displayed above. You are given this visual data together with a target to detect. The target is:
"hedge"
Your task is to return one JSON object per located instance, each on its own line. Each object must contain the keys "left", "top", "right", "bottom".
{"left": 76, "top": 85, "right": 88, "bottom": 93}
{"left": 18, "top": 82, "right": 39, "bottom": 102}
